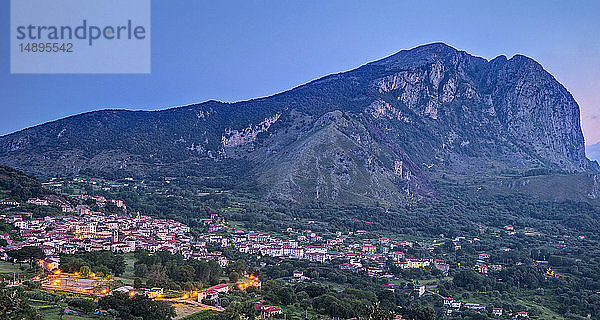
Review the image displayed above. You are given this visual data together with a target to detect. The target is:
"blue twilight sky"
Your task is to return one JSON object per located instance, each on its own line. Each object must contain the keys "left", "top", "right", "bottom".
{"left": 2, "top": 0, "right": 600, "bottom": 144}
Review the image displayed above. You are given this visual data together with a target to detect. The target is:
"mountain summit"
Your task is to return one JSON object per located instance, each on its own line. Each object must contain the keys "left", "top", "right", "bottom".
{"left": 0, "top": 43, "right": 596, "bottom": 205}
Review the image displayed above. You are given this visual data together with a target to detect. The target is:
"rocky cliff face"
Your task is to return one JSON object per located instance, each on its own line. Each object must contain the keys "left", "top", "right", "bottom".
{"left": 0, "top": 43, "right": 595, "bottom": 205}
{"left": 364, "top": 44, "right": 591, "bottom": 172}
{"left": 487, "top": 55, "right": 588, "bottom": 170}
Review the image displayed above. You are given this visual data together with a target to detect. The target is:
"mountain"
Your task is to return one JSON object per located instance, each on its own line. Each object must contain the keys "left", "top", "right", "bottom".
{"left": 0, "top": 43, "right": 597, "bottom": 206}
{"left": 0, "top": 165, "right": 68, "bottom": 204}
{"left": 587, "top": 142, "right": 600, "bottom": 162}
{"left": 0, "top": 165, "right": 50, "bottom": 202}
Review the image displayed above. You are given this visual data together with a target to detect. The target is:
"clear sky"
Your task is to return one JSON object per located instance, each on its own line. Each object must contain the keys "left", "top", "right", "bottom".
{"left": 2, "top": 0, "right": 600, "bottom": 144}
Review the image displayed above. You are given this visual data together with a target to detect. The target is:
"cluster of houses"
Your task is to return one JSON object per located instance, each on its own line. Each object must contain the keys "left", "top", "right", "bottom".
{"left": 0, "top": 199, "right": 19, "bottom": 206}
{"left": 0, "top": 207, "right": 229, "bottom": 270}
{"left": 43, "top": 176, "right": 136, "bottom": 192}
{"left": 0, "top": 192, "right": 125, "bottom": 214}
{"left": 0, "top": 198, "right": 53, "bottom": 207}
{"left": 442, "top": 297, "right": 528, "bottom": 318}
{"left": 442, "top": 297, "right": 486, "bottom": 314}
{"left": 471, "top": 252, "right": 504, "bottom": 275}
{"left": 2, "top": 195, "right": 457, "bottom": 280}
{"left": 1, "top": 197, "right": 67, "bottom": 211}
{"left": 200, "top": 225, "right": 452, "bottom": 278}
{"left": 1, "top": 178, "right": 519, "bottom": 282}
{"left": 2, "top": 192, "right": 518, "bottom": 287}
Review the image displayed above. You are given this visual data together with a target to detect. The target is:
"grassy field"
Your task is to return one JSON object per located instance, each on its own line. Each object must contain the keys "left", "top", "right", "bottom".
{"left": 515, "top": 297, "right": 565, "bottom": 320}
{"left": 32, "top": 301, "right": 108, "bottom": 320}
{"left": 42, "top": 308, "right": 100, "bottom": 320}
{"left": 0, "top": 261, "right": 22, "bottom": 274}
{"left": 120, "top": 252, "right": 136, "bottom": 279}
{"left": 172, "top": 303, "right": 209, "bottom": 320}
{"left": 454, "top": 291, "right": 565, "bottom": 320}
{"left": 112, "top": 252, "right": 136, "bottom": 285}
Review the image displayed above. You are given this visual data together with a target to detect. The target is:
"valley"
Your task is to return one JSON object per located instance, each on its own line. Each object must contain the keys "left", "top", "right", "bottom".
{"left": 2, "top": 167, "right": 600, "bottom": 319}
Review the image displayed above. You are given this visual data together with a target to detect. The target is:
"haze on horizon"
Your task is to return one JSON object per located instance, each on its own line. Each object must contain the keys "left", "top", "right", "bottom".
{"left": 2, "top": 0, "right": 600, "bottom": 145}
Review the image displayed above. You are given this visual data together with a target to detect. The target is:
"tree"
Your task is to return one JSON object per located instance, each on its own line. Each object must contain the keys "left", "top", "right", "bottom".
{"left": 228, "top": 271, "right": 240, "bottom": 283}
{"left": 310, "top": 270, "right": 319, "bottom": 279}
{"left": 302, "top": 283, "right": 327, "bottom": 297}
{"left": 67, "top": 297, "right": 97, "bottom": 314}
{"left": 225, "top": 300, "right": 258, "bottom": 319}
{"left": 134, "top": 263, "right": 149, "bottom": 278}
{"left": 207, "top": 260, "right": 222, "bottom": 285}
{"left": 7, "top": 246, "right": 45, "bottom": 268}
{"left": 232, "top": 260, "right": 247, "bottom": 274}
{"left": 0, "top": 286, "right": 42, "bottom": 320}
{"left": 107, "top": 309, "right": 119, "bottom": 320}
{"left": 365, "top": 302, "right": 392, "bottom": 320}
{"left": 93, "top": 265, "right": 111, "bottom": 277}
{"left": 177, "top": 265, "right": 196, "bottom": 283}
{"left": 401, "top": 305, "right": 436, "bottom": 320}
{"left": 99, "top": 292, "right": 175, "bottom": 320}
{"left": 313, "top": 294, "right": 348, "bottom": 318}
{"left": 59, "top": 251, "right": 126, "bottom": 276}
{"left": 147, "top": 264, "right": 167, "bottom": 287}
{"left": 134, "top": 277, "right": 145, "bottom": 289}
{"left": 273, "top": 286, "right": 296, "bottom": 306}
{"left": 59, "top": 257, "right": 85, "bottom": 273}
{"left": 80, "top": 265, "right": 91, "bottom": 277}
{"left": 110, "top": 254, "right": 126, "bottom": 276}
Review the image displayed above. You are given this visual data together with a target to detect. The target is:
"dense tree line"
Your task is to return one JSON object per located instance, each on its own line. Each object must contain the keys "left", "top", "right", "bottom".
{"left": 7, "top": 246, "right": 45, "bottom": 268}
{"left": 134, "top": 250, "right": 222, "bottom": 290}
{"left": 99, "top": 291, "right": 175, "bottom": 320}
{"left": 0, "top": 285, "right": 41, "bottom": 320}
{"left": 0, "top": 165, "right": 50, "bottom": 202}
{"left": 60, "top": 250, "right": 126, "bottom": 276}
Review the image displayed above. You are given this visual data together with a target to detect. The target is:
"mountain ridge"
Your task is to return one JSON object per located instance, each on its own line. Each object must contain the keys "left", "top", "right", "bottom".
{"left": 0, "top": 44, "right": 545, "bottom": 137}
